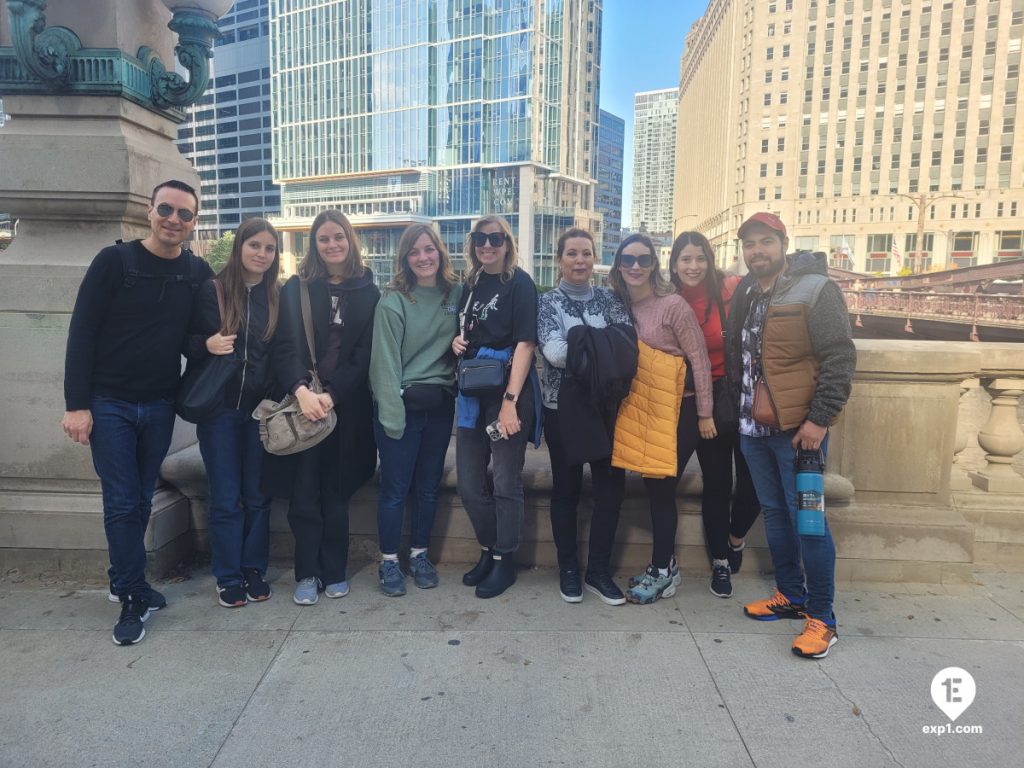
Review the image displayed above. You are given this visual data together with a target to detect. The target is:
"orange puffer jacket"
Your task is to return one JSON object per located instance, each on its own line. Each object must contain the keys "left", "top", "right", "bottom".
{"left": 612, "top": 340, "right": 686, "bottom": 478}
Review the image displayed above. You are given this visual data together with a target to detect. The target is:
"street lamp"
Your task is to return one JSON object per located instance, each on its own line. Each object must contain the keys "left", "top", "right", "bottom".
{"left": 6, "top": 0, "right": 232, "bottom": 110}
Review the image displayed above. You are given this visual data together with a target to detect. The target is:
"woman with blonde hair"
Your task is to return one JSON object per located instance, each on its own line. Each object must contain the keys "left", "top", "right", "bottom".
{"left": 190, "top": 217, "right": 280, "bottom": 607}
{"left": 262, "top": 209, "right": 380, "bottom": 606}
{"left": 452, "top": 215, "right": 540, "bottom": 599}
{"left": 369, "top": 224, "right": 462, "bottom": 596}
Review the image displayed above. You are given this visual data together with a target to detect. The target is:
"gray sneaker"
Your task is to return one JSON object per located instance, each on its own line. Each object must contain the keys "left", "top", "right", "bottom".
{"left": 408, "top": 552, "right": 439, "bottom": 589}
{"left": 379, "top": 560, "right": 406, "bottom": 596}
{"left": 324, "top": 580, "right": 350, "bottom": 598}
{"left": 292, "top": 577, "right": 320, "bottom": 606}
{"left": 628, "top": 555, "right": 681, "bottom": 589}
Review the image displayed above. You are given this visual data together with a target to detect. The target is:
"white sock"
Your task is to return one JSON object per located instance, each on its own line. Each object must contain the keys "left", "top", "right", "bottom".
{"left": 729, "top": 540, "right": 745, "bottom": 551}
{"left": 712, "top": 558, "right": 730, "bottom": 568}
{"left": 658, "top": 567, "right": 669, "bottom": 577}
{"left": 410, "top": 547, "right": 427, "bottom": 558}
{"left": 381, "top": 553, "right": 399, "bottom": 562}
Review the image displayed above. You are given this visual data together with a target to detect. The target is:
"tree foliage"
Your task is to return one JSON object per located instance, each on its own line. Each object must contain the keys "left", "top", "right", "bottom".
{"left": 205, "top": 232, "right": 234, "bottom": 275}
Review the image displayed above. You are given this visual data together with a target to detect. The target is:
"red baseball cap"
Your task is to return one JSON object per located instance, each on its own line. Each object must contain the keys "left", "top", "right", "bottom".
{"left": 738, "top": 211, "right": 787, "bottom": 241}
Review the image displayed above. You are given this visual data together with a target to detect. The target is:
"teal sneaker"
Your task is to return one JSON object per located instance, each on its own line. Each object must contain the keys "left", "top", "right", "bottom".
{"left": 408, "top": 552, "right": 439, "bottom": 589}
{"left": 628, "top": 555, "right": 681, "bottom": 589}
{"left": 625, "top": 565, "right": 678, "bottom": 605}
{"left": 378, "top": 560, "right": 406, "bottom": 597}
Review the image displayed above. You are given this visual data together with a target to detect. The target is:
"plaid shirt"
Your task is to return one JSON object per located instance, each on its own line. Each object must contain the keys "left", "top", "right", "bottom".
{"left": 739, "top": 288, "right": 778, "bottom": 438}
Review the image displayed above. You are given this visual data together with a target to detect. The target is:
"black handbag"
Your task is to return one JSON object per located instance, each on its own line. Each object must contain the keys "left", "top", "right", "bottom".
{"left": 455, "top": 283, "right": 510, "bottom": 397}
{"left": 456, "top": 357, "right": 509, "bottom": 396}
{"left": 177, "top": 281, "right": 242, "bottom": 424}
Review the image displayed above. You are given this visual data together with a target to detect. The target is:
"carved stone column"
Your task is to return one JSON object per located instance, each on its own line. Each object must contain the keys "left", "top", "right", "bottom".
{"left": 950, "top": 379, "right": 980, "bottom": 491}
{"left": 969, "top": 379, "right": 1024, "bottom": 493}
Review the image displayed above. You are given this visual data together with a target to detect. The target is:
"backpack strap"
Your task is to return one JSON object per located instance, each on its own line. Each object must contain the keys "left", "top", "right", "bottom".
{"left": 115, "top": 239, "right": 139, "bottom": 288}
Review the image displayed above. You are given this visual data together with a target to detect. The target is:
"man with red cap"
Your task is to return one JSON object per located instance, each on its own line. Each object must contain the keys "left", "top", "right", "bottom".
{"left": 723, "top": 211, "right": 856, "bottom": 658}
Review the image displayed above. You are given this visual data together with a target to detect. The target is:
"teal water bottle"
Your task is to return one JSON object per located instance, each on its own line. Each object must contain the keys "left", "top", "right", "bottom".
{"left": 795, "top": 449, "right": 826, "bottom": 537}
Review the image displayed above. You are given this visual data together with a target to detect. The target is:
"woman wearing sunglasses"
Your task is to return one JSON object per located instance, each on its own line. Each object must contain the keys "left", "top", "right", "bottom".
{"left": 537, "top": 228, "right": 633, "bottom": 605}
{"left": 262, "top": 209, "right": 380, "bottom": 606}
{"left": 451, "top": 216, "right": 540, "bottom": 599}
{"left": 188, "top": 218, "right": 280, "bottom": 607}
{"left": 369, "top": 224, "right": 461, "bottom": 597}
{"left": 670, "top": 232, "right": 760, "bottom": 599}
{"left": 609, "top": 233, "right": 714, "bottom": 605}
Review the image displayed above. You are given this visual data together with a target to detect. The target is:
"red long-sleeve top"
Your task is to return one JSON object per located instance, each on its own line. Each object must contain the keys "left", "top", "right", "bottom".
{"left": 679, "top": 275, "right": 741, "bottom": 381}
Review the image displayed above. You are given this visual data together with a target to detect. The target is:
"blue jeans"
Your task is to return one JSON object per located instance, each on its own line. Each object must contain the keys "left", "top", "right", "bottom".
{"left": 740, "top": 432, "right": 836, "bottom": 621}
{"left": 373, "top": 398, "right": 455, "bottom": 555}
{"left": 89, "top": 396, "right": 176, "bottom": 598}
{"left": 197, "top": 407, "right": 271, "bottom": 587}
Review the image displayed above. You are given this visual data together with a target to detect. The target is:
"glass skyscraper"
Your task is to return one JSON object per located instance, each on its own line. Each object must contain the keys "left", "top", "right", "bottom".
{"left": 176, "top": 0, "right": 280, "bottom": 248}
{"left": 596, "top": 109, "right": 624, "bottom": 265}
{"left": 270, "top": 0, "right": 603, "bottom": 287}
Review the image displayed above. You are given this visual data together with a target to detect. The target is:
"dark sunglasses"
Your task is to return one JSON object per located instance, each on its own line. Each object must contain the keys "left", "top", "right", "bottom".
{"left": 620, "top": 253, "right": 654, "bottom": 269}
{"left": 471, "top": 231, "right": 507, "bottom": 248}
{"left": 155, "top": 203, "right": 195, "bottom": 222}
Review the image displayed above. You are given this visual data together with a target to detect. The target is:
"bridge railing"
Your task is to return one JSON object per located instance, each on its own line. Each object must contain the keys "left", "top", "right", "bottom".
{"left": 844, "top": 290, "right": 1024, "bottom": 324}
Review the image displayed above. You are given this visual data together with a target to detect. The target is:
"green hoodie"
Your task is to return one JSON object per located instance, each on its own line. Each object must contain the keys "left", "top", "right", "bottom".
{"left": 369, "top": 284, "right": 462, "bottom": 439}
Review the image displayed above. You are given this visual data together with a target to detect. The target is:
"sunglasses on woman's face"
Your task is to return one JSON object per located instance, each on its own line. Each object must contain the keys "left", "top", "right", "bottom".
{"left": 155, "top": 203, "right": 196, "bottom": 222}
{"left": 471, "top": 231, "right": 507, "bottom": 248}
{"left": 620, "top": 253, "right": 654, "bottom": 269}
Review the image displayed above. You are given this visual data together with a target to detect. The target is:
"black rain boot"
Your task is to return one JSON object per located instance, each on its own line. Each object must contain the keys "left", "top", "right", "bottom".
{"left": 462, "top": 548, "right": 493, "bottom": 586}
{"left": 475, "top": 554, "right": 516, "bottom": 599}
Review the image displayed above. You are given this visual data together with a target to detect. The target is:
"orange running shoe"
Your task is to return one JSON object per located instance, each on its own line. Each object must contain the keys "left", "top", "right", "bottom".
{"left": 743, "top": 590, "right": 805, "bottom": 621}
{"left": 792, "top": 616, "right": 838, "bottom": 659}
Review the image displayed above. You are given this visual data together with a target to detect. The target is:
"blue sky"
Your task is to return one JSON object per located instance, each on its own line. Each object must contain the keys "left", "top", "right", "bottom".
{"left": 601, "top": 0, "right": 707, "bottom": 226}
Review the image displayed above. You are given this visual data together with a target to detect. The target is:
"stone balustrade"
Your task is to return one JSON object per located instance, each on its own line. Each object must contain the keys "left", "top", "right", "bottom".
{"left": 158, "top": 340, "right": 1024, "bottom": 584}
{"left": 3, "top": 340, "right": 1022, "bottom": 583}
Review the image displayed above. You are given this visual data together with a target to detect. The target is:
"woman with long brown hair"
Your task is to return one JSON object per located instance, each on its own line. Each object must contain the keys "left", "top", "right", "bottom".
{"left": 670, "top": 231, "right": 760, "bottom": 599}
{"left": 451, "top": 215, "right": 540, "bottom": 599}
{"left": 262, "top": 209, "right": 380, "bottom": 606}
{"left": 369, "top": 224, "right": 462, "bottom": 596}
{"left": 189, "top": 217, "right": 280, "bottom": 607}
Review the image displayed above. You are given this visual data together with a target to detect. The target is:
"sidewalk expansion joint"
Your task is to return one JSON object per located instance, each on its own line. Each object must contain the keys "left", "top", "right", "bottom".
{"left": 816, "top": 664, "right": 907, "bottom": 768}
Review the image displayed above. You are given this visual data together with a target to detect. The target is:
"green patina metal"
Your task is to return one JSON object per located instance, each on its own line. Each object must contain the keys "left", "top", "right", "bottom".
{"left": 0, "top": 0, "right": 222, "bottom": 119}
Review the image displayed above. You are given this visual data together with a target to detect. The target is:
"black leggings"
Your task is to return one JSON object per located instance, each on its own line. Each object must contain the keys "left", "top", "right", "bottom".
{"left": 644, "top": 395, "right": 762, "bottom": 568}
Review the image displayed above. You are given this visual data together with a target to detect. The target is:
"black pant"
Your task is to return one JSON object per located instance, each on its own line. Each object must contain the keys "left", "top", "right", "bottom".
{"left": 643, "top": 395, "right": 700, "bottom": 569}
{"left": 544, "top": 406, "right": 625, "bottom": 573}
{"left": 696, "top": 426, "right": 761, "bottom": 561}
{"left": 287, "top": 427, "right": 349, "bottom": 584}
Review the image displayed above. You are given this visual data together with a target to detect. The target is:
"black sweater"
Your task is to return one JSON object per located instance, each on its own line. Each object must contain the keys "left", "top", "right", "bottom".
{"left": 187, "top": 278, "right": 274, "bottom": 413}
{"left": 64, "top": 241, "right": 213, "bottom": 410}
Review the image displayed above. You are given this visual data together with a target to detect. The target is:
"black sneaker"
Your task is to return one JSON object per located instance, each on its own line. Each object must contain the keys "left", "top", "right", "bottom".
{"left": 710, "top": 564, "right": 733, "bottom": 598}
{"left": 108, "top": 585, "right": 167, "bottom": 611}
{"left": 559, "top": 568, "right": 583, "bottom": 603}
{"left": 217, "top": 584, "right": 248, "bottom": 608}
{"left": 112, "top": 594, "right": 151, "bottom": 646}
{"left": 584, "top": 571, "right": 626, "bottom": 606}
{"left": 727, "top": 541, "right": 745, "bottom": 574}
{"left": 243, "top": 569, "right": 272, "bottom": 602}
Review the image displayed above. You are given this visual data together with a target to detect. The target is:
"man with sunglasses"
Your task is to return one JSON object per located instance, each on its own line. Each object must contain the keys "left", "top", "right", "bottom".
{"left": 62, "top": 180, "right": 213, "bottom": 646}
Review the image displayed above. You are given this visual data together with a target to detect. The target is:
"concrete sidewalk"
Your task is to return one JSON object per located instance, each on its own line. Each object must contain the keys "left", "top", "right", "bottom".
{"left": 1, "top": 563, "right": 1022, "bottom": 768}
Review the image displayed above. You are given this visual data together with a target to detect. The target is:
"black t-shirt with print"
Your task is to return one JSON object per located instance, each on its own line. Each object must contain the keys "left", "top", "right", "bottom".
{"left": 319, "top": 281, "right": 347, "bottom": 377}
{"left": 463, "top": 267, "right": 538, "bottom": 354}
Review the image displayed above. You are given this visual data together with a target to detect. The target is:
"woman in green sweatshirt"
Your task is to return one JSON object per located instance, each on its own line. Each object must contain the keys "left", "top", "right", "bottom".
{"left": 369, "top": 224, "right": 462, "bottom": 596}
